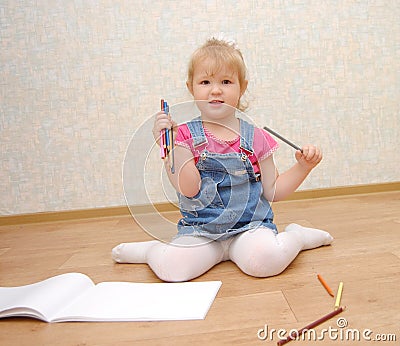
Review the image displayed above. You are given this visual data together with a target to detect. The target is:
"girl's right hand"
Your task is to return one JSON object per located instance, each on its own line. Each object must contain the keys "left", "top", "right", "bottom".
{"left": 153, "top": 110, "right": 201, "bottom": 197}
{"left": 152, "top": 110, "right": 177, "bottom": 145}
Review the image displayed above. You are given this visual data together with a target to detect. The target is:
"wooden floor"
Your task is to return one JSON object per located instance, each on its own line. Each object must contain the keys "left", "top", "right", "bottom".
{"left": 0, "top": 191, "right": 399, "bottom": 345}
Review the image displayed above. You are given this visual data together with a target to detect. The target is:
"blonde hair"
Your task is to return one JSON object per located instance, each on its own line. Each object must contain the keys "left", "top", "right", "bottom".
{"left": 187, "top": 37, "right": 248, "bottom": 111}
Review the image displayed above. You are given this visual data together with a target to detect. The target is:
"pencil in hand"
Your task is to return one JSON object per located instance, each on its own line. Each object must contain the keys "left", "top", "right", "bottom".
{"left": 160, "top": 99, "right": 167, "bottom": 159}
{"left": 160, "top": 99, "right": 175, "bottom": 174}
{"left": 169, "top": 117, "right": 175, "bottom": 174}
{"left": 263, "top": 126, "right": 303, "bottom": 153}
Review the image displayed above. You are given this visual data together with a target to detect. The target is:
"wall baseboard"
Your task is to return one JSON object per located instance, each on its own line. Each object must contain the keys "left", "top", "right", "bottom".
{"left": 1, "top": 182, "right": 399, "bottom": 226}
{"left": 282, "top": 181, "right": 400, "bottom": 200}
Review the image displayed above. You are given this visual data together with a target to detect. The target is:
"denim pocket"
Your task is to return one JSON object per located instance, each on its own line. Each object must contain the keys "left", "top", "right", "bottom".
{"left": 178, "top": 173, "right": 226, "bottom": 216}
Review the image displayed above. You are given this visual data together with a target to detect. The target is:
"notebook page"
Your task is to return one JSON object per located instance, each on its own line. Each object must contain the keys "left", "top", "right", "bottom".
{"left": 0, "top": 273, "right": 94, "bottom": 321}
{"left": 54, "top": 280, "right": 222, "bottom": 322}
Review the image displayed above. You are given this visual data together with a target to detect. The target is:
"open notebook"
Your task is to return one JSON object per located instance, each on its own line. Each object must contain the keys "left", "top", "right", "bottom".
{"left": 0, "top": 273, "right": 222, "bottom": 322}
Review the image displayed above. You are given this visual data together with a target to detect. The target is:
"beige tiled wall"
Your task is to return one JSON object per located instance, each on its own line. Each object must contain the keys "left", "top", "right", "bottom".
{"left": 1, "top": 1, "right": 399, "bottom": 215}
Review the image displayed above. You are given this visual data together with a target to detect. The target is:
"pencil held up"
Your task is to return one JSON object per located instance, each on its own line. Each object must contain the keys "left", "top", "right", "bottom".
{"left": 159, "top": 99, "right": 175, "bottom": 174}
{"left": 263, "top": 126, "right": 303, "bottom": 153}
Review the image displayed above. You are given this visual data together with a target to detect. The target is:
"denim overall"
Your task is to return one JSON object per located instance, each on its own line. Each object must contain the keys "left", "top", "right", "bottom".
{"left": 177, "top": 118, "right": 277, "bottom": 241}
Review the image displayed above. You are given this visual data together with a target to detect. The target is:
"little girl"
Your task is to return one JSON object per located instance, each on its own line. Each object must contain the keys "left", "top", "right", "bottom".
{"left": 112, "top": 37, "right": 333, "bottom": 282}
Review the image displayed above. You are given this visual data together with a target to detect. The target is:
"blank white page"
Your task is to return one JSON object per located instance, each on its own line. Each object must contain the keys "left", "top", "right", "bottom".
{"left": 54, "top": 280, "right": 222, "bottom": 322}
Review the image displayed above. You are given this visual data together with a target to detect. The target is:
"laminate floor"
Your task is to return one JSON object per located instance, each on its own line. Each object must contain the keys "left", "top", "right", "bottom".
{"left": 0, "top": 192, "right": 399, "bottom": 345}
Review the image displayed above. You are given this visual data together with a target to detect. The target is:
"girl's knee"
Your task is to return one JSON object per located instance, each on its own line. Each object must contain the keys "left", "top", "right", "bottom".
{"left": 148, "top": 249, "right": 193, "bottom": 282}
{"left": 148, "top": 244, "right": 211, "bottom": 282}
{"left": 147, "top": 237, "right": 223, "bottom": 282}
{"left": 234, "top": 245, "right": 290, "bottom": 278}
{"left": 229, "top": 228, "right": 299, "bottom": 278}
{"left": 152, "top": 266, "right": 195, "bottom": 282}
{"left": 240, "top": 255, "right": 286, "bottom": 278}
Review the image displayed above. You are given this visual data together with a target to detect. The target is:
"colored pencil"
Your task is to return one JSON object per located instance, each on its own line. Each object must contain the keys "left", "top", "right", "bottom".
{"left": 263, "top": 126, "right": 303, "bottom": 153}
{"left": 165, "top": 102, "right": 170, "bottom": 151}
{"left": 277, "top": 306, "right": 345, "bottom": 345}
{"left": 160, "top": 131, "right": 166, "bottom": 158}
{"left": 159, "top": 99, "right": 175, "bottom": 173}
{"left": 169, "top": 111, "right": 175, "bottom": 174}
{"left": 317, "top": 274, "right": 335, "bottom": 297}
{"left": 334, "top": 282, "right": 344, "bottom": 310}
{"left": 160, "top": 99, "right": 166, "bottom": 158}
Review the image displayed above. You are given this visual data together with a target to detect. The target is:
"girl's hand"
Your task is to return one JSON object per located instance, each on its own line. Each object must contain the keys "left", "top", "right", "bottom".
{"left": 152, "top": 110, "right": 177, "bottom": 145}
{"left": 153, "top": 110, "right": 201, "bottom": 197}
{"left": 295, "top": 145, "right": 322, "bottom": 170}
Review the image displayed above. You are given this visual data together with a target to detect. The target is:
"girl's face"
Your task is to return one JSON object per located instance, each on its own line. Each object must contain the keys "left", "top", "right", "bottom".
{"left": 187, "top": 58, "right": 248, "bottom": 121}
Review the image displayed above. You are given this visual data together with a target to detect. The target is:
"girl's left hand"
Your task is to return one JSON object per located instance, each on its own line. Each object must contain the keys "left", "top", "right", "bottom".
{"left": 295, "top": 145, "right": 322, "bottom": 170}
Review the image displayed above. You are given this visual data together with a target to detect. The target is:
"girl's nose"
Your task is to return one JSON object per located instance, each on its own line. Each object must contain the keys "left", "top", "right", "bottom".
{"left": 211, "top": 83, "right": 222, "bottom": 94}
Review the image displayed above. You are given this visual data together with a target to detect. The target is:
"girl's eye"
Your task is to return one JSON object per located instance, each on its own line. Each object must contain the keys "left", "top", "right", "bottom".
{"left": 222, "top": 80, "right": 232, "bottom": 84}
{"left": 200, "top": 80, "right": 210, "bottom": 85}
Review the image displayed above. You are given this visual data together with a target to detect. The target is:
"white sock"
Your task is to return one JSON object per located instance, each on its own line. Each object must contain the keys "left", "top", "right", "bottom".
{"left": 111, "top": 240, "right": 160, "bottom": 263}
{"left": 284, "top": 223, "right": 333, "bottom": 250}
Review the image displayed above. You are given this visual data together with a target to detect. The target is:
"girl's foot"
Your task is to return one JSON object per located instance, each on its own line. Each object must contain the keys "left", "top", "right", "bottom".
{"left": 111, "top": 240, "right": 159, "bottom": 263}
{"left": 284, "top": 223, "right": 333, "bottom": 250}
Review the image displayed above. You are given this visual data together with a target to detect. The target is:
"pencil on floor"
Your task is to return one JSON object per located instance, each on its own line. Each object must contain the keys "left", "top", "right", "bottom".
{"left": 334, "top": 282, "right": 344, "bottom": 310}
{"left": 276, "top": 307, "right": 345, "bottom": 345}
{"left": 317, "top": 274, "right": 334, "bottom": 297}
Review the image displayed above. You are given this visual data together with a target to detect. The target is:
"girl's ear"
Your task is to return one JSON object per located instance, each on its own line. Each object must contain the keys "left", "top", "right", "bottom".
{"left": 186, "top": 81, "right": 194, "bottom": 95}
{"left": 241, "top": 80, "right": 248, "bottom": 96}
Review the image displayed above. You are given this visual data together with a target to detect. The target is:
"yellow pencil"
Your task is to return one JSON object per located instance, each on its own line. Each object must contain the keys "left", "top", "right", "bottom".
{"left": 334, "top": 282, "right": 344, "bottom": 310}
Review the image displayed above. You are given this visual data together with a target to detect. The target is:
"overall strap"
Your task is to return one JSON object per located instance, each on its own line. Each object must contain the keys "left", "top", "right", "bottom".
{"left": 186, "top": 117, "right": 208, "bottom": 148}
{"left": 239, "top": 118, "right": 255, "bottom": 156}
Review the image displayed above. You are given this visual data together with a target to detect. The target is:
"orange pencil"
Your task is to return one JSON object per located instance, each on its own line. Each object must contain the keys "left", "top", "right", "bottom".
{"left": 317, "top": 274, "right": 334, "bottom": 297}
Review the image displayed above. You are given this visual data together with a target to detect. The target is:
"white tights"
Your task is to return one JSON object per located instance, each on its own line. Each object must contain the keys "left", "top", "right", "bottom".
{"left": 112, "top": 223, "right": 333, "bottom": 282}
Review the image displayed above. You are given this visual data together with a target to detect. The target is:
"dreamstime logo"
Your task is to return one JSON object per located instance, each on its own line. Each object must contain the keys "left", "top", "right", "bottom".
{"left": 336, "top": 317, "right": 347, "bottom": 328}
{"left": 257, "top": 318, "right": 397, "bottom": 342}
